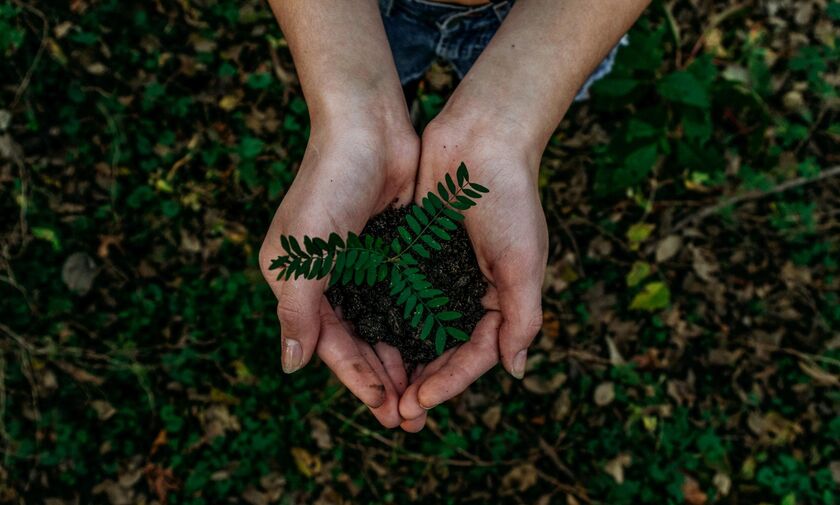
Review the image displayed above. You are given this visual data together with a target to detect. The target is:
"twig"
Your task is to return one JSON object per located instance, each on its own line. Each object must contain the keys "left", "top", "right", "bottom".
{"left": 9, "top": 0, "right": 49, "bottom": 110}
{"left": 673, "top": 165, "right": 840, "bottom": 232}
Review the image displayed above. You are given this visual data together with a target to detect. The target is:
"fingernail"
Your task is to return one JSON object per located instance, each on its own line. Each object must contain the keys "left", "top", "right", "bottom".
{"left": 282, "top": 338, "right": 302, "bottom": 373}
{"left": 512, "top": 349, "right": 527, "bottom": 379}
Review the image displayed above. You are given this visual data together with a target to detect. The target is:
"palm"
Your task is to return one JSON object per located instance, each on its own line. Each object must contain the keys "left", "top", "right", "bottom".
{"left": 260, "top": 128, "right": 419, "bottom": 428}
{"left": 397, "top": 127, "right": 547, "bottom": 431}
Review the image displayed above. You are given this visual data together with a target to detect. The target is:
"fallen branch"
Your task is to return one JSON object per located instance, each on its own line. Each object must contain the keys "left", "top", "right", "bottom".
{"left": 673, "top": 164, "right": 840, "bottom": 232}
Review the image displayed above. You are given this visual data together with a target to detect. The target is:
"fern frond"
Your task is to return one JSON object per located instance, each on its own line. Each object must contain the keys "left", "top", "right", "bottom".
{"left": 390, "top": 163, "right": 486, "bottom": 267}
{"left": 390, "top": 264, "right": 463, "bottom": 354}
{"left": 269, "top": 230, "right": 386, "bottom": 285}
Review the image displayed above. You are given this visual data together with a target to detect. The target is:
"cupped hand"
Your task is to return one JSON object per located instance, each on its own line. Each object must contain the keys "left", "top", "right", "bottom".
{"left": 398, "top": 117, "right": 548, "bottom": 431}
{"left": 259, "top": 116, "right": 419, "bottom": 428}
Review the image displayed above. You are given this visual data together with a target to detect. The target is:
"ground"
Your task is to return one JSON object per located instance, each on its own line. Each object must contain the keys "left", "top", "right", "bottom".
{"left": 0, "top": 0, "right": 838, "bottom": 504}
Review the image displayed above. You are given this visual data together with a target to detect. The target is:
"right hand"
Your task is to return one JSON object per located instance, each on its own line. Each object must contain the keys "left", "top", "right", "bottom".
{"left": 259, "top": 114, "right": 419, "bottom": 428}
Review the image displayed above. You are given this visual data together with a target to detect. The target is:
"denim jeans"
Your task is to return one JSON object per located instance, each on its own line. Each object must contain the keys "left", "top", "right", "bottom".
{"left": 379, "top": 0, "right": 627, "bottom": 101}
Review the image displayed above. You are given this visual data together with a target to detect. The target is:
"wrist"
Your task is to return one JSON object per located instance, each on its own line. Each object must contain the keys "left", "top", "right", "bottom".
{"left": 433, "top": 88, "right": 554, "bottom": 163}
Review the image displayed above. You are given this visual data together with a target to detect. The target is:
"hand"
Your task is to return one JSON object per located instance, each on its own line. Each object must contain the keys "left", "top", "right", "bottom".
{"left": 397, "top": 115, "right": 548, "bottom": 432}
{"left": 259, "top": 114, "right": 419, "bottom": 428}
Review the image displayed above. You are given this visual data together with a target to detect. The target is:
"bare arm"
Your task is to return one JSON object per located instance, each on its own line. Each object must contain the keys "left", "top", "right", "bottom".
{"left": 261, "top": 1, "right": 418, "bottom": 429}
{"left": 267, "top": 0, "right": 409, "bottom": 127}
{"left": 400, "top": 0, "right": 650, "bottom": 428}
{"left": 440, "top": 0, "right": 651, "bottom": 151}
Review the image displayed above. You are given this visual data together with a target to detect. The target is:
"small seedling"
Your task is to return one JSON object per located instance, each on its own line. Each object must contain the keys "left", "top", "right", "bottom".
{"left": 268, "top": 163, "right": 488, "bottom": 354}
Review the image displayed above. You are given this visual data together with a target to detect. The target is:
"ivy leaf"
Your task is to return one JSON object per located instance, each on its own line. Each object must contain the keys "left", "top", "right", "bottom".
{"left": 630, "top": 282, "right": 671, "bottom": 311}
{"left": 626, "top": 261, "right": 651, "bottom": 287}
{"left": 657, "top": 70, "right": 710, "bottom": 108}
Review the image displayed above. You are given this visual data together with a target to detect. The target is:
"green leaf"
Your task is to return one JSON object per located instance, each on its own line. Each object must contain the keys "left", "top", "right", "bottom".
{"left": 366, "top": 265, "right": 376, "bottom": 286}
{"left": 328, "top": 232, "right": 344, "bottom": 249}
{"left": 421, "top": 235, "right": 441, "bottom": 251}
{"left": 341, "top": 266, "right": 353, "bottom": 285}
{"left": 427, "top": 296, "right": 449, "bottom": 308}
{"left": 445, "top": 173, "right": 457, "bottom": 194}
{"left": 470, "top": 182, "right": 489, "bottom": 193}
{"left": 446, "top": 327, "right": 470, "bottom": 341}
{"left": 657, "top": 70, "right": 710, "bottom": 108}
{"left": 421, "top": 315, "right": 435, "bottom": 340}
{"left": 403, "top": 296, "right": 417, "bottom": 319}
{"left": 626, "top": 261, "right": 651, "bottom": 287}
{"left": 335, "top": 252, "right": 346, "bottom": 275}
{"left": 353, "top": 267, "right": 365, "bottom": 285}
{"left": 435, "top": 327, "right": 446, "bottom": 355}
{"left": 313, "top": 237, "right": 329, "bottom": 253}
{"left": 626, "top": 222, "right": 655, "bottom": 251}
{"left": 442, "top": 208, "right": 465, "bottom": 222}
{"left": 427, "top": 192, "right": 444, "bottom": 210}
{"left": 411, "top": 243, "right": 430, "bottom": 259}
{"left": 390, "top": 238, "right": 402, "bottom": 254}
{"left": 319, "top": 253, "right": 333, "bottom": 278}
{"left": 629, "top": 282, "right": 671, "bottom": 311}
{"left": 346, "top": 249, "right": 358, "bottom": 267}
{"left": 289, "top": 236, "right": 304, "bottom": 256}
{"left": 398, "top": 226, "right": 412, "bottom": 244}
{"left": 429, "top": 225, "right": 452, "bottom": 241}
{"left": 438, "top": 311, "right": 461, "bottom": 321}
{"left": 406, "top": 214, "right": 421, "bottom": 235}
{"left": 280, "top": 235, "right": 291, "bottom": 255}
{"left": 456, "top": 162, "right": 469, "bottom": 186}
{"left": 463, "top": 188, "right": 481, "bottom": 199}
{"left": 437, "top": 217, "right": 457, "bottom": 231}
{"left": 412, "top": 205, "right": 429, "bottom": 225}
{"left": 396, "top": 288, "right": 411, "bottom": 305}
{"left": 410, "top": 305, "right": 423, "bottom": 328}
{"left": 437, "top": 182, "right": 449, "bottom": 201}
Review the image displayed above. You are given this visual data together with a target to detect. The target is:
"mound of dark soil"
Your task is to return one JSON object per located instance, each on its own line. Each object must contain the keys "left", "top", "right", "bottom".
{"left": 326, "top": 207, "right": 487, "bottom": 364}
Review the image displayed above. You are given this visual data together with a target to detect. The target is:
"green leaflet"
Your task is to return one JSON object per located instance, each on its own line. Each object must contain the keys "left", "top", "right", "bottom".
{"left": 267, "top": 162, "right": 488, "bottom": 354}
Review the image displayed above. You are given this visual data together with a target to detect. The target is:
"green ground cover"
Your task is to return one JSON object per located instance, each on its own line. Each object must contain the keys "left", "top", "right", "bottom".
{"left": 1, "top": 0, "right": 838, "bottom": 503}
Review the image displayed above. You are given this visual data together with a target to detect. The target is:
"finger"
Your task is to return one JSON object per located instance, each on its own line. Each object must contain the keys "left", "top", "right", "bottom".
{"left": 398, "top": 349, "right": 456, "bottom": 420}
{"left": 375, "top": 342, "right": 408, "bottom": 395}
{"left": 495, "top": 260, "right": 544, "bottom": 380}
{"left": 275, "top": 282, "right": 323, "bottom": 373}
{"left": 360, "top": 342, "right": 402, "bottom": 428}
{"left": 316, "top": 300, "right": 387, "bottom": 409}
{"left": 400, "top": 411, "right": 427, "bottom": 433}
{"left": 416, "top": 312, "right": 502, "bottom": 409}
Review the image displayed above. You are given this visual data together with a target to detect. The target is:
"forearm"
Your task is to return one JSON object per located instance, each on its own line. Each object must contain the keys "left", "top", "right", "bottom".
{"left": 439, "top": 0, "right": 650, "bottom": 153}
{"left": 267, "top": 0, "right": 408, "bottom": 128}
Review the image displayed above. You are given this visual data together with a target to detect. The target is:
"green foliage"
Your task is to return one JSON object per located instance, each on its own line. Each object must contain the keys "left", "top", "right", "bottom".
{"left": 269, "top": 163, "right": 487, "bottom": 353}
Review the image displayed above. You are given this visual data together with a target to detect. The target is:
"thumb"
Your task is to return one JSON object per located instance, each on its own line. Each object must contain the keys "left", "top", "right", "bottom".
{"left": 276, "top": 281, "right": 323, "bottom": 374}
{"left": 495, "top": 261, "right": 544, "bottom": 379}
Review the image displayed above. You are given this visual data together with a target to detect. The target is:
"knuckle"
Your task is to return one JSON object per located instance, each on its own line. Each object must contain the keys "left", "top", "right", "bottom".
{"left": 277, "top": 297, "right": 305, "bottom": 328}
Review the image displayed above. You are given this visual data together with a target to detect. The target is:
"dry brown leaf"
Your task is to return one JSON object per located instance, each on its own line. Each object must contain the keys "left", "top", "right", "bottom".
{"left": 90, "top": 400, "right": 116, "bottom": 421}
{"left": 713, "top": 472, "right": 731, "bottom": 497}
{"left": 291, "top": 447, "right": 321, "bottom": 477}
{"left": 655, "top": 235, "right": 682, "bottom": 263}
{"left": 523, "top": 373, "right": 567, "bottom": 395}
{"left": 603, "top": 453, "right": 631, "bottom": 484}
{"left": 501, "top": 463, "right": 538, "bottom": 493}
{"left": 681, "top": 475, "right": 707, "bottom": 505}
{"left": 594, "top": 382, "right": 615, "bottom": 406}
{"left": 310, "top": 418, "right": 333, "bottom": 450}
{"left": 481, "top": 404, "right": 502, "bottom": 430}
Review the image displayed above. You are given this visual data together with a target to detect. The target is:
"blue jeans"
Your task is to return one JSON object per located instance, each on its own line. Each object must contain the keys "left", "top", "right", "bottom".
{"left": 379, "top": 0, "right": 626, "bottom": 101}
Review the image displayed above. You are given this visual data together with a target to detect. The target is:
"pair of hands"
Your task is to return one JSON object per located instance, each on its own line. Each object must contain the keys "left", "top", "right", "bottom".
{"left": 259, "top": 108, "right": 547, "bottom": 432}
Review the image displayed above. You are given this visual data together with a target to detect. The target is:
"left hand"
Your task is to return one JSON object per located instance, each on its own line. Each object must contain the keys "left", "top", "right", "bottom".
{"left": 397, "top": 113, "right": 548, "bottom": 432}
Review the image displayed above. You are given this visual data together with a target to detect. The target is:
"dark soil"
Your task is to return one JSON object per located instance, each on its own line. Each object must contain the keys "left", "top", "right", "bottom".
{"left": 326, "top": 207, "right": 488, "bottom": 364}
